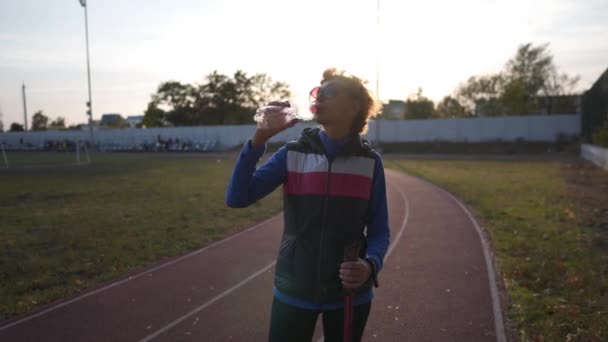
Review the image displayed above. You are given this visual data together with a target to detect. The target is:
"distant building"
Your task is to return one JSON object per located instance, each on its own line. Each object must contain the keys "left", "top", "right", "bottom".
{"left": 382, "top": 100, "right": 407, "bottom": 119}
{"left": 100, "top": 113, "right": 124, "bottom": 126}
{"left": 100, "top": 113, "right": 130, "bottom": 128}
{"left": 126, "top": 115, "right": 144, "bottom": 128}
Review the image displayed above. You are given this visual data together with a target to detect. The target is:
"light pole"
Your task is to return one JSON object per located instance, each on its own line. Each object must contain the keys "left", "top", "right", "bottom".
{"left": 22, "top": 82, "right": 29, "bottom": 131}
{"left": 80, "top": 0, "right": 95, "bottom": 145}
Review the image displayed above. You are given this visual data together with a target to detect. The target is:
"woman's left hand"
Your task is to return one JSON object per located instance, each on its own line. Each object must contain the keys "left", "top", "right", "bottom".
{"left": 339, "top": 258, "right": 372, "bottom": 289}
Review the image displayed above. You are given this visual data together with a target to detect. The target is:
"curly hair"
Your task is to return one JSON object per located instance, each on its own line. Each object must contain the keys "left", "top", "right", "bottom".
{"left": 320, "top": 68, "right": 381, "bottom": 134}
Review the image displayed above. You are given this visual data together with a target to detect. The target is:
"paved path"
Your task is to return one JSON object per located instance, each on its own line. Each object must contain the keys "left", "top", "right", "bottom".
{"left": 0, "top": 169, "right": 506, "bottom": 342}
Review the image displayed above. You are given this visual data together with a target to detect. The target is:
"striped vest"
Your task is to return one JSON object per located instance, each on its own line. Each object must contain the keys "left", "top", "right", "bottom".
{"left": 274, "top": 127, "right": 377, "bottom": 303}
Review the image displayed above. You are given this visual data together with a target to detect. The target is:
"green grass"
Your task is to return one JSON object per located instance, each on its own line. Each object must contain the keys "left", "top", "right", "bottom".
{"left": 0, "top": 153, "right": 282, "bottom": 321}
{"left": 378, "top": 140, "right": 580, "bottom": 155}
{"left": 1, "top": 151, "right": 83, "bottom": 167}
{"left": 387, "top": 159, "right": 607, "bottom": 342}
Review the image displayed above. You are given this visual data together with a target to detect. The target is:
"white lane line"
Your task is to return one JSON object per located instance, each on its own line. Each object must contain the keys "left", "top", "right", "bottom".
{"left": 384, "top": 180, "right": 410, "bottom": 260}
{"left": 138, "top": 262, "right": 276, "bottom": 342}
{"left": 145, "top": 176, "right": 410, "bottom": 342}
{"left": 0, "top": 215, "right": 281, "bottom": 331}
{"left": 397, "top": 172, "right": 507, "bottom": 342}
{"left": 316, "top": 178, "right": 410, "bottom": 342}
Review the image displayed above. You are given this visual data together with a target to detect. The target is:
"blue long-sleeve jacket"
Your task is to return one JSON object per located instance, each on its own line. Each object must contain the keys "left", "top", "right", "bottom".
{"left": 226, "top": 130, "right": 390, "bottom": 310}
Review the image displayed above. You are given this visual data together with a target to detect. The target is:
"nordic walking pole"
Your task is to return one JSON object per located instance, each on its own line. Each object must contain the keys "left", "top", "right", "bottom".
{"left": 344, "top": 293, "right": 353, "bottom": 342}
{"left": 343, "top": 241, "right": 362, "bottom": 342}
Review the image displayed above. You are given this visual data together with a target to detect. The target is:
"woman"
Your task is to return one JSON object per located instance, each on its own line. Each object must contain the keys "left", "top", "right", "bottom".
{"left": 226, "top": 68, "right": 390, "bottom": 342}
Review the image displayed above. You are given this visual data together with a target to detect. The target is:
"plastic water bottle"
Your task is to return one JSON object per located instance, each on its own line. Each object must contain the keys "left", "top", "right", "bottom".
{"left": 253, "top": 101, "right": 308, "bottom": 129}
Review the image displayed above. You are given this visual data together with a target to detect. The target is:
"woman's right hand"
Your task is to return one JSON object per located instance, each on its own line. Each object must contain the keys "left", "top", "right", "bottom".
{"left": 251, "top": 101, "right": 300, "bottom": 148}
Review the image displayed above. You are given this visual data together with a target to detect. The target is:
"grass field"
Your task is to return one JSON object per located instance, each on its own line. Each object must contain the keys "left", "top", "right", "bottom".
{"left": 386, "top": 159, "right": 607, "bottom": 342}
{"left": 1, "top": 150, "right": 86, "bottom": 167}
{"left": 0, "top": 152, "right": 282, "bottom": 320}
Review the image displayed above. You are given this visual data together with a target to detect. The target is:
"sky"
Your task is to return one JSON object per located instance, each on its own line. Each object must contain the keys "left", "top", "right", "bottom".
{"left": 1, "top": 0, "right": 607, "bottom": 127}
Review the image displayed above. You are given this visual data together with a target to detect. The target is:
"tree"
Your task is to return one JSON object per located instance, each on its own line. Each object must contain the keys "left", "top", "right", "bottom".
{"left": 500, "top": 43, "right": 579, "bottom": 114}
{"left": 456, "top": 74, "right": 505, "bottom": 116}
{"left": 196, "top": 70, "right": 291, "bottom": 125}
{"left": 195, "top": 71, "right": 235, "bottom": 125}
{"left": 152, "top": 81, "right": 195, "bottom": 111}
{"left": 48, "top": 117, "right": 66, "bottom": 130}
{"left": 0, "top": 120, "right": 4, "bottom": 132}
{"left": 435, "top": 96, "right": 471, "bottom": 118}
{"left": 31, "top": 110, "right": 49, "bottom": 131}
{"left": 9, "top": 123, "right": 24, "bottom": 132}
{"left": 143, "top": 102, "right": 167, "bottom": 128}
{"left": 505, "top": 43, "right": 579, "bottom": 97}
{"left": 147, "top": 81, "right": 196, "bottom": 126}
{"left": 246, "top": 73, "right": 291, "bottom": 108}
{"left": 143, "top": 70, "right": 291, "bottom": 126}
{"left": 405, "top": 88, "right": 435, "bottom": 119}
{"left": 455, "top": 43, "right": 579, "bottom": 116}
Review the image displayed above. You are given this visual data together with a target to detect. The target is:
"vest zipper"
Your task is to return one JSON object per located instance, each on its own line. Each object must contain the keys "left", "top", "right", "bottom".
{"left": 317, "top": 158, "right": 332, "bottom": 301}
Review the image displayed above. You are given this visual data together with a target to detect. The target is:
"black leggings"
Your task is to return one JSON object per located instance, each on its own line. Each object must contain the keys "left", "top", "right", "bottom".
{"left": 268, "top": 297, "right": 371, "bottom": 342}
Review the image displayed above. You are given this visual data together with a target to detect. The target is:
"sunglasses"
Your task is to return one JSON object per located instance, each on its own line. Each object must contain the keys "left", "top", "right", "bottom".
{"left": 308, "top": 84, "right": 341, "bottom": 103}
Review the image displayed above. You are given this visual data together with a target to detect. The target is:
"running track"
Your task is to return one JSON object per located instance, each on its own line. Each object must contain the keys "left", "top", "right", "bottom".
{"left": 0, "top": 169, "right": 507, "bottom": 342}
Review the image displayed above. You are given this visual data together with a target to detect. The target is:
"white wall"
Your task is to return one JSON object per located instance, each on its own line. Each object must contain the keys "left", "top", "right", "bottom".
{"left": 581, "top": 144, "right": 608, "bottom": 170}
{"left": 0, "top": 114, "right": 581, "bottom": 149}
{"left": 364, "top": 114, "right": 580, "bottom": 143}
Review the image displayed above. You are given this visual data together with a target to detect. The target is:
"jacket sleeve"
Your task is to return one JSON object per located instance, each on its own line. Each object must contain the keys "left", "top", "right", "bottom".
{"left": 225, "top": 140, "right": 287, "bottom": 208}
{"left": 365, "top": 154, "right": 390, "bottom": 283}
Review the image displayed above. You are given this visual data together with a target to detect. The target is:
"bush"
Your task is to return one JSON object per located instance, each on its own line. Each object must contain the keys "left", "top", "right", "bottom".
{"left": 592, "top": 121, "right": 608, "bottom": 148}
